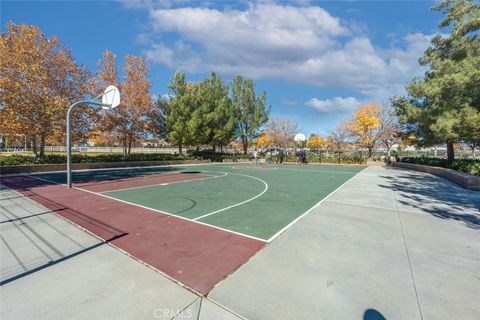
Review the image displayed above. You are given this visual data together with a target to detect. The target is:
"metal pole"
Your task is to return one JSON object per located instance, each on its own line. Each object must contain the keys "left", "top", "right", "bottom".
{"left": 66, "top": 101, "right": 82, "bottom": 188}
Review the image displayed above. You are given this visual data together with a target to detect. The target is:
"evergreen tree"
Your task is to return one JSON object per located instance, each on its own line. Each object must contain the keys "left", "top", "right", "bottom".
{"left": 195, "top": 72, "right": 236, "bottom": 152}
{"left": 231, "top": 76, "right": 270, "bottom": 155}
{"left": 163, "top": 71, "right": 197, "bottom": 154}
{"left": 393, "top": 0, "right": 480, "bottom": 160}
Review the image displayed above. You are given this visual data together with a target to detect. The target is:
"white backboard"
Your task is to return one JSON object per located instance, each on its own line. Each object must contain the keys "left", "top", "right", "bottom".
{"left": 294, "top": 133, "right": 306, "bottom": 142}
{"left": 102, "top": 85, "right": 120, "bottom": 109}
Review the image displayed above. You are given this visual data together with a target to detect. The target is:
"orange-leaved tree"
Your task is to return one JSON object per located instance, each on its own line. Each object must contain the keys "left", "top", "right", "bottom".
{"left": 349, "top": 104, "right": 381, "bottom": 158}
{"left": 118, "top": 55, "right": 154, "bottom": 155}
{"left": 0, "top": 23, "right": 89, "bottom": 157}
{"left": 306, "top": 134, "right": 324, "bottom": 150}
{"left": 92, "top": 52, "right": 154, "bottom": 155}
{"left": 91, "top": 50, "right": 122, "bottom": 147}
{"left": 256, "top": 131, "right": 274, "bottom": 148}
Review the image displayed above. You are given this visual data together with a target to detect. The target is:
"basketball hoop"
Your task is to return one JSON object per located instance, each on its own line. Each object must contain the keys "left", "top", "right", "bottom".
{"left": 66, "top": 85, "right": 121, "bottom": 188}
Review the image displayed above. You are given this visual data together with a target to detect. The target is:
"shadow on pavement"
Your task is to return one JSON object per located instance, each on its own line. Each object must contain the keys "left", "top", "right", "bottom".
{"left": 379, "top": 168, "right": 480, "bottom": 229}
{"left": 0, "top": 233, "right": 127, "bottom": 286}
{"left": 363, "top": 309, "right": 386, "bottom": 320}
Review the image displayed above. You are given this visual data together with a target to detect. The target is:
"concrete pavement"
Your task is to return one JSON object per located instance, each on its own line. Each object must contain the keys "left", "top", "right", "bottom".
{"left": 0, "top": 185, "right": 240, "bottom": 320}
{"left": 2, "top": 166, "right": 479, "bottom": 319}
{"left": 209, "top": 166, "right": 480, "bottom": 320}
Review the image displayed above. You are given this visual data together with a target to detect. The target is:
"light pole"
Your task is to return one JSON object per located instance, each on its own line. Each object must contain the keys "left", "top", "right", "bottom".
{"left": 66, "top": 85, "right": 120, "bottom": 188}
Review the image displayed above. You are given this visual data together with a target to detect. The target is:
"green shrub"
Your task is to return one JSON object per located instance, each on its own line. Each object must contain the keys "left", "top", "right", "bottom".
{"left": 0, "top": 150, "right": 254, "bottom": 166}
{"left": 188, "top": 150, "right": 249, "bottom": 162}
{"left": 400, "top": 157, "right": 480, "bottom": 176}
{"left": 278, "top": 152, "right": 365, "bottom": 165}
{"left": 0, "top": 153, "right": 198, "bottom": 166}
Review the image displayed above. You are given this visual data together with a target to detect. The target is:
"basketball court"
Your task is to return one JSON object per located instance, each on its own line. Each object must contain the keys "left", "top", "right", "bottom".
{"left": 1, "top": 163, "right": 365, "bottom": 294}
{"left": 1, "top": 164, "right": 479, "bottom": 319}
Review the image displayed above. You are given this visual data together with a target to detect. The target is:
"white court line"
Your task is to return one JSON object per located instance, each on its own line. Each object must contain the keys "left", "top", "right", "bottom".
{"left": 22, "top": 165, "right": 364, "bottom": 244}
{"left": 265, "top": 166, "right": 367, "bottom": 243}
{"left": 23, "top": 174, "right": 267, "bottom": 243}
{"left": 9, "top": 162, "right": 217, "bottom": 176}
{"left": 75, "top": 186, "right": 267, "bottom": 243}
{"left": 193, "top": 173, "right": 269, "bottom": 221}
{"left": 100, "top": 171, "right": 228, "bottom": 193}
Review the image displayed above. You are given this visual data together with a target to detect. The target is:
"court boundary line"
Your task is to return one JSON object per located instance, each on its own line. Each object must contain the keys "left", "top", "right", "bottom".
{"left": 193, "top": 173, "right": 269, "bottom": 221}
{"left": 8, "top": 162, "right": 231, "bottom": 176}
{"left": 265, "top": 166, "right": 368, "bottom": 243}
{"left": 98, "top": 171, "right": 227, "bottom": 193}
{"left": 21, "top": 173, "right": 268, "bottom": 243}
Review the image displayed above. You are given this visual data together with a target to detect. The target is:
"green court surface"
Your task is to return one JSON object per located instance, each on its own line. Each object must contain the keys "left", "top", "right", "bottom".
{"left": 34, "top": 163, "right": 366, "bottom": 241}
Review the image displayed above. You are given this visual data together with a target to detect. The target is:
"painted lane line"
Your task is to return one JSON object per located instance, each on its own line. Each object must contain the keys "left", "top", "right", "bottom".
{"left": 265, "top": 166, "right": 368, "bottom": 243}
{"left": 193, "top": 173, "right": 269, "bottom": 221}
{"left": 77, "top": 186, "right": 268, "bottom": 243}
{"left": 99, "top": 172, "right": 228, "bottom": 193}
{"left": 24, "top": 173, "right": 267, "bottom": 242}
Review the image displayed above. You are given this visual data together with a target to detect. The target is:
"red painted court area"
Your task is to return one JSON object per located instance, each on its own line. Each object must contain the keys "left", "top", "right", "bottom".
{"left": 2, "top": 175, "right": 265, "bottom": 294}
{"left": 76, "top": 172, "right": 211, "bottom": 192}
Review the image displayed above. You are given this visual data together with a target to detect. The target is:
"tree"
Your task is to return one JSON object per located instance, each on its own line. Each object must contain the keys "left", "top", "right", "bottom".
{"left": 90, "top": 50, "right": 121, "bottom": 147}
{"left": 393, "top": 0, "right": 480, "bottom": 160}
{"left": 266, "top": 118, "right": 300, "bottom": 148}
{"left": 149, "top": 95, "right": 168, "bottom": 140}
{"left": 231, "top": 76, "right": 270, "bottom": 154}
{"left": 458, "top": 106, "right": 480, "bottom": 157}
{"left": 119, "top": 55, "right": 154, "bottom": 155}
{"left": 195, "top": 72, "right": 236, "bottom": 152}
{"left": 256, "top": 131, "right": 274, "bottom": 148}
{"left": 306, "top": 134, "right": 324, "bottom": 150}
{"left": 378, "top": 103, "right": 402, "bottom": 157}
{"left": 162, "top": 72, "right": 197, "bottom": 154}
{"left": 328, "top": 120, "right": 351, "bottom": 156}
{"left": 0, "top": 23, "right": 90, "bottom": 157}
{"left": 349, "top": 104, "right": 381, "bottom": 158}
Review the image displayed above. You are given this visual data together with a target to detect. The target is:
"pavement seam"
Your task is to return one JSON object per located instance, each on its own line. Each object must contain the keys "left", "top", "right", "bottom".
{"left": 393, "top": 188, "right": 424, "bottom": 320}
{"left": 170, "top": 296, "right": 202, "bottom": 320}
{"left": 201, "top": 297, "right": 248, "bottom": 320}
{"left": 196, "top": 297, "right": 202, "bottom": 320}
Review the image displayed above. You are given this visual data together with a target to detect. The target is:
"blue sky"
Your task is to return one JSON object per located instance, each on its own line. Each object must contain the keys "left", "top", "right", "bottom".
{"left": 1, "top": 0, "right": 443, "bottom": 136}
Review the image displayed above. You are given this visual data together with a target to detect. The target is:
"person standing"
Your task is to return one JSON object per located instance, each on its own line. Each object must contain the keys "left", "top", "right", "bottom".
{"left": 277, "top": 148, "right": 284, "bottom": 164}
{"left": 254, "top": 149, "right": 259, "bottom": 165}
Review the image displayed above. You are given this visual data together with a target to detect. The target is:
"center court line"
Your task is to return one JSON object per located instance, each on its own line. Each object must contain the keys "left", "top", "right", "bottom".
{"left": 192, "top": 173, "right": 269, "bottom": 221}
{"left": 22, "top": 174, "right": 268, "bottom": 243}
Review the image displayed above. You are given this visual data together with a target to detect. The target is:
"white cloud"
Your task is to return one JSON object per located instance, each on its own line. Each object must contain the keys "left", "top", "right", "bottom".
{"left": 138, "top": 3, "right": 431, "bottom": 98}
{"left": 305, "top": 97, "right": 359, "bottom": 113}
{"left": 118, "top": 0, "right": 171, "bottom": 10}
{"left": 281, "top": 98, "right": 297, "bottom": 107}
